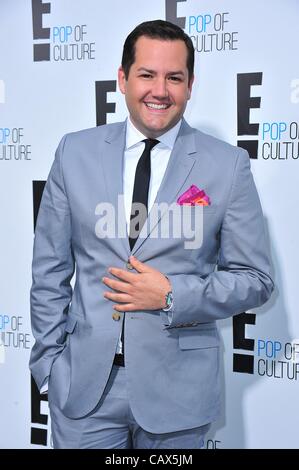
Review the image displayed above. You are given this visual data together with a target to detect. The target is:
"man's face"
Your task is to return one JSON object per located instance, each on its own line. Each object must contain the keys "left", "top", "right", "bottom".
{"left": 118, "top": 36, "right": 194, "bottom": 138}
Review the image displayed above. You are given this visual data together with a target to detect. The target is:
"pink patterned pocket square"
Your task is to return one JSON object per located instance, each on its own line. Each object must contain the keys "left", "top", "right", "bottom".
{"left": 177, "top": 184, "right": 211, "bottom": 206}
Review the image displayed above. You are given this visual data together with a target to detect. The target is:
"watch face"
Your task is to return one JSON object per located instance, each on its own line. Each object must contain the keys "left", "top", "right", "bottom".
{"left": 166, "top": 292, "right": 173, "bottom": 305}
{"left": 163, "top": 291, "right": 173, "bottom": 311}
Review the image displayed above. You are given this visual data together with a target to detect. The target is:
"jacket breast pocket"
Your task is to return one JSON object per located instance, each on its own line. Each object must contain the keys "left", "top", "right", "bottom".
{"left": 178, "top": 327, "right": 220, "bottom": 350}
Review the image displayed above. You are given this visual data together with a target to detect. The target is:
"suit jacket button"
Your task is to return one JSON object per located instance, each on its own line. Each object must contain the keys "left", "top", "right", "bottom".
{"left": 126, "top": 262, "right": 133, "bottom": 270}
{"left": 112, "top": 312, "right": 121, "bottom": 321}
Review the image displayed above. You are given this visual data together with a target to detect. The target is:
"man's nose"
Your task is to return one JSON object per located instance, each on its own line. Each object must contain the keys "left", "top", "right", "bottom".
{"left": 151, "top": 78, "right": 168, "bottom": 99}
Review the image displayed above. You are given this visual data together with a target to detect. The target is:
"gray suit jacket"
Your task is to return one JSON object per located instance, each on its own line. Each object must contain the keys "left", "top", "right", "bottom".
{"left": 30, "top": 119, "right": 274, "bottom": 433}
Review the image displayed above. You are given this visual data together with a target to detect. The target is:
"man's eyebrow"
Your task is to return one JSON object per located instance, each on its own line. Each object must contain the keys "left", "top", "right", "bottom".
{"left": 136, "top": 68, "right": 156, "bottom": 74}
{"left": 136, "top": 67, "right": 185, "bottom": 76}
{"left": 167, "top": 70, "right": 185, "bottom": 76}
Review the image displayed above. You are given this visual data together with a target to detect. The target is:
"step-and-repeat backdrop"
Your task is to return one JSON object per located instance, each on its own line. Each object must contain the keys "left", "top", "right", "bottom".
{"left": 0, "top": 0, "right": 298, "bottom": 449}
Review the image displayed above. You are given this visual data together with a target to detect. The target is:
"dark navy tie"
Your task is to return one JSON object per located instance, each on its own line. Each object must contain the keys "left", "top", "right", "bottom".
{"left": 129, "top": 138, "right": 159, "bottom": 250}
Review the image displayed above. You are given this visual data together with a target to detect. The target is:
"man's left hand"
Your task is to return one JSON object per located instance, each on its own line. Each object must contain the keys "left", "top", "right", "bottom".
{"left": 102, "top": 256, "right": 171, "bottom": 311}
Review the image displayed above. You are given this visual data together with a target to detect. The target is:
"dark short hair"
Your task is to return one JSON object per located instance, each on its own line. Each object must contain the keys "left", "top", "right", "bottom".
{"left": 121, "top": 20, "right": 194, "bottom": 85}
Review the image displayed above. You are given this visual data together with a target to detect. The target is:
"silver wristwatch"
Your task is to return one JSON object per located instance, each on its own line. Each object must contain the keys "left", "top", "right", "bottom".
{"left": 162, "top": 290, "right": 173, "bottom": 312}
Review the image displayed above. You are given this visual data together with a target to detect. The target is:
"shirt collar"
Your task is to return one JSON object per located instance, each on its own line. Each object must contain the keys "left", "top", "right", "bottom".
{"left": 126, "top": 116, "right": 182, "bottom": 151}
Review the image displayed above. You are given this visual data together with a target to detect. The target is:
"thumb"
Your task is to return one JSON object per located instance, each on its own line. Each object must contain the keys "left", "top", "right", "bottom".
{"left": 129, "top": 255, "right": 151, "bottom": 273}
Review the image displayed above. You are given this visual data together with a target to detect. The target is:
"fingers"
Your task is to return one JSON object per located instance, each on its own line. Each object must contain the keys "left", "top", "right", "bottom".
{"left": 112, "top": 303, "right": 136, "bottom": 312}
{"left": 106, "top": 257, "right": 155, "bottom": 282}
{"left": 108, "top": 267, "right": 136, "bottom": 282}
{"left": 102, "top": 276, "right": 132, "bottom": 293}
{"left": 104, "top": 291, "right": 131, "bottom": 303}
{"left": 128, "top": 256, "right": 154, "bottom": 273}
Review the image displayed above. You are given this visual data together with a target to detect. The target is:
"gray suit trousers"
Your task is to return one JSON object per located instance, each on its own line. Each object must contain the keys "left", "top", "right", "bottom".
{"left": 49, "top": 365, "right": 210, "bottom": 449}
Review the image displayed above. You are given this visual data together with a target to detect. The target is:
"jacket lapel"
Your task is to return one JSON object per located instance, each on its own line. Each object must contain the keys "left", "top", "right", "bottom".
{"left": 132, "top": 119, "right": 197, "bottom": 255}
{"left": 100, "top": 121, "right": 131, "bottom": 255}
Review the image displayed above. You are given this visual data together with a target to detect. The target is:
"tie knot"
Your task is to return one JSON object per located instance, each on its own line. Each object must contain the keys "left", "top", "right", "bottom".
{"left": 143, "top": 138, "right": 159, "bottom": 152}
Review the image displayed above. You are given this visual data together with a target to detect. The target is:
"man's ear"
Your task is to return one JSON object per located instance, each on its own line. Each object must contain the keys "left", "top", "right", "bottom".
{"left": 118, "top": 67, "right": 126, "bottom": 95}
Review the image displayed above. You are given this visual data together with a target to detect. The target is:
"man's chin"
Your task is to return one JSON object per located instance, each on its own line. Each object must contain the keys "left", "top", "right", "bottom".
{"left": 131, "top": 114, "right": 178, "bottom": 137}
{"left": 143, "top": 121, "right": 176, "bottom": 138}
{"left": 144, "top": 128, "right": 167, "bottom": 138}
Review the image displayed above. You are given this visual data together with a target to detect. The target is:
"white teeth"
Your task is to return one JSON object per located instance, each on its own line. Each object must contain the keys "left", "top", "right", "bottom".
{"left": 145, "top": 103, "right": 169, "bottom": 109}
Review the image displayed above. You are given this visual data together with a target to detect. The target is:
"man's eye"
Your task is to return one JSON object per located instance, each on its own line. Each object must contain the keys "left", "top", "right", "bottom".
{"left": 169, "top": 76, "right": 182, "bottom": 82}
{"left": 140, "top": 74, "right": 152, "bottom": 79}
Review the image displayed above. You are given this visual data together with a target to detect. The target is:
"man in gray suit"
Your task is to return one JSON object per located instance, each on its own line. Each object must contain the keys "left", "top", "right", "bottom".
{"left": 30, "top": 20, "right": 274, "bottom": 449}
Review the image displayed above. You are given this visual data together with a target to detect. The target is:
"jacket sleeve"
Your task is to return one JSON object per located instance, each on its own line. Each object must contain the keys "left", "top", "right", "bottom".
{"left": 29, "top": 135, "right": 75, "bottom": 390}
{"left": 164, "top": 148, "right": 274, "bottom": 328}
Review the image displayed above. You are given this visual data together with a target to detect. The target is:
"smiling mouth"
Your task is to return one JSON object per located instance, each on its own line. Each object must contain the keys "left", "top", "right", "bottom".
{"left": 144, "top": 102, "right": 171, "bottom": 110}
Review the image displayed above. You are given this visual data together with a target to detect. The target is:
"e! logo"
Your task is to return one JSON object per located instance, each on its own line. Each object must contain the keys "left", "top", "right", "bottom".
{"left": 31, "top": 181, "right": 49, "bottom": 446}
{"left": 237, "top": 72, "right": 263, "bottom": 158}
{"left": 30, "top": 375, "right": 48, "bottom": 446}
{"left": 95, "top": 81, "right": 116, "bottom": 126}
{"left": 165, "top": 0, "right": 186, "bottom": 29}
{"left": 31, "top": 0, "right": 51, "bottom": 61}
{"left": 233, "top": 312, "right": 256, "bottom": 374}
